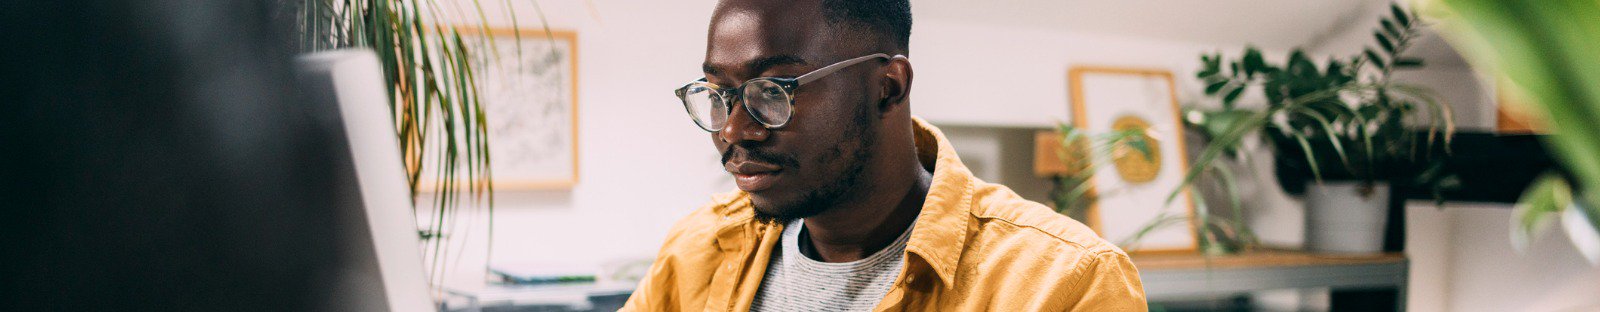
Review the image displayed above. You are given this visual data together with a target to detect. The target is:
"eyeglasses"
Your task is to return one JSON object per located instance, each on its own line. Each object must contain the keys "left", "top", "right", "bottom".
{"left": 675, "top": 53, "right": 897, "bottom": 132}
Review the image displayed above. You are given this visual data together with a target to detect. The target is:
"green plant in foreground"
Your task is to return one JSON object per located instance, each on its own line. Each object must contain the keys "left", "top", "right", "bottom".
{"left": 1425, "top": 0, "right": 1600, "bottom": 258}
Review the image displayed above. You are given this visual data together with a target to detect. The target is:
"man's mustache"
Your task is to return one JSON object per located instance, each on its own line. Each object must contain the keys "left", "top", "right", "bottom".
{"left": 721, "top": 143, "right": 799, "bottom": 169}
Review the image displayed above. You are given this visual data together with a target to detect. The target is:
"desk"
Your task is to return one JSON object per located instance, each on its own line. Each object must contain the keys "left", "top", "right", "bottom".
{"left": 444, "top": 282, "right": 634, "bottom": 312}
{"left": 1133, "top": 249, "right": 1408, "bottom": 311}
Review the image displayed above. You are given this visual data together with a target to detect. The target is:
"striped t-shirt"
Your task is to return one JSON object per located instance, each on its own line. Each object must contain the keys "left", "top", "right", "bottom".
{"left": 748, "top": 218, "right": 914, "bottom": 312}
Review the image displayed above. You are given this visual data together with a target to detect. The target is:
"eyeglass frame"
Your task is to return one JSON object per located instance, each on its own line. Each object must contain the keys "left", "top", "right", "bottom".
{"left": 674, "top": 53, "right": 902, "bottom": 132}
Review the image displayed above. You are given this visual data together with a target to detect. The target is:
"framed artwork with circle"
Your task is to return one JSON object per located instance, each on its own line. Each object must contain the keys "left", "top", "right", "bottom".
{"left": 1067, "top": 66, "right": 1198, "bottom": 254}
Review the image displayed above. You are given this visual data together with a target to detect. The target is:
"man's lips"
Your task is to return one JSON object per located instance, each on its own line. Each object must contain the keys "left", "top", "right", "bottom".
{"left": 725, "top": 161, "right": 783, "bottom": 192}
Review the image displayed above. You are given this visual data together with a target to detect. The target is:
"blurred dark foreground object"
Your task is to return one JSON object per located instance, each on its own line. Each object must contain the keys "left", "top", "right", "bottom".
{"left": 0, "top": 1, "right": 374, "bottom": 310}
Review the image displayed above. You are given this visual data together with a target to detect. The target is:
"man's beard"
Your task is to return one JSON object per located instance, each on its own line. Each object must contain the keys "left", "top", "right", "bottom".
{"left": 751, "top": 106, "right": 876, "bottom": 224}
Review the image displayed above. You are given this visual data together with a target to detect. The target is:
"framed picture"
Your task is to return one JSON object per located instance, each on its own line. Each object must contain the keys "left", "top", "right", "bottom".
{"left": 456, "top": 27, "right": 580, "bottom": 190}
{"left": 1067, "top": 66, "right": 1198, "bottom": 253}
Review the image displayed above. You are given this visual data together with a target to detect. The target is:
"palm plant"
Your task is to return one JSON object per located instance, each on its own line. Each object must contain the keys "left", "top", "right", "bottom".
{"left": 1047, "top": 124, "right": 1151, "bottom": 220}
{"left": 285, "top": 0, "right": 540, "bottom": 288}
{"left": 1425, "top": 0, "right": 1600, "bottom": 262}
{"left": 1047, "top": 124, "right": 1252, "bottom": 253}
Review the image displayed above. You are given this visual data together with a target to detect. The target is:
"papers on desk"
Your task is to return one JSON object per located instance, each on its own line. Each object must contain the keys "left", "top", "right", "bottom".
{"left": 489, "top": 262, "right": 599, "bottom": 285}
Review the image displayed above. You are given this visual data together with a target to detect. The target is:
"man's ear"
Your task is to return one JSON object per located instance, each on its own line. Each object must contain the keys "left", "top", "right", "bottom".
{"left": 878, "top": 56, "right": 913, "bottom": 114}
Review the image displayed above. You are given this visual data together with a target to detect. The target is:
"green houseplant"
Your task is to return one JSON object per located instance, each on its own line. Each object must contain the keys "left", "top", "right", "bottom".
{"left": 1176, "top": 3, "right": 1455, "bottom": 253}
{"left": 1047, "top": 124, "right": 1150, "bottom": 221}
{"left": 1046, "top": 123, "right": 1253, "bottom": 254}
{"left": 286, "top": 0, "right": 547, "bottom": 287}
{"left": 1425, "top": 0, "right": 1600, "bottom": 264}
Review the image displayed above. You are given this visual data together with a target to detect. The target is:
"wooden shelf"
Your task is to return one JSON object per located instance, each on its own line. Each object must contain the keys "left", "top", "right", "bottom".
{"left": 1132, "top": 249, "right": 1406, "bottom": 271}
{"left": 1132, "top": 249, "right": 1409, "bottom": 311}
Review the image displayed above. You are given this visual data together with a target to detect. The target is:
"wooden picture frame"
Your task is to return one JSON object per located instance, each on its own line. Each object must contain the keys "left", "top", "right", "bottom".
{"left": 1067, "top": 66, "right": 1198, "bottom": 254}
{"left": 455, "top": 27, "right": 580, "bottom": 190}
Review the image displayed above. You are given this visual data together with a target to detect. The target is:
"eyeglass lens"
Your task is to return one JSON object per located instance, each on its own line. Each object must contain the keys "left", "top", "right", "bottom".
{"left": 681, "top": 80, "right": 793, "bottom": 131}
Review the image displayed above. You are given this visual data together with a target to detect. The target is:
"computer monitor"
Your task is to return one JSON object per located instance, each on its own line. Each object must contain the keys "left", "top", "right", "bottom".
{"left": 296, "top": 50, "right": 437, "bottom": 312}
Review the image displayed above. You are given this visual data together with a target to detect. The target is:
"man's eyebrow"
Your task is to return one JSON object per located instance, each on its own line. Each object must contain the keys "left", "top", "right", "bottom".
{"left": 702, "top": 54, "right": 809, "bottom": 77}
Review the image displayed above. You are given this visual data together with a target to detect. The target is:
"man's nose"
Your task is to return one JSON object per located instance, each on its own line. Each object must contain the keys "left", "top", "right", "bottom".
{"left": 719, "top": 100, "right": 770, "bottom": 143}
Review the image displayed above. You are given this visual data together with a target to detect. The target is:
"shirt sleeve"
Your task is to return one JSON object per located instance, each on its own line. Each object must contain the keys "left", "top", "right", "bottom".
{"left": 619, "top": 221, "right": 692, "bottom": 312}
{"left": 619, "top": 201, "right": 727, "bottom": 311}
{"left": 619, "top": 256, "right": 673, "bottom": 311}
{"left": 1066, "top": 251, "right": 1148, "bottom": 312}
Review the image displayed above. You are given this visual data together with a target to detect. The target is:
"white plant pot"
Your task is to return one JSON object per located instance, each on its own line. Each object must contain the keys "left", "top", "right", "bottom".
{"left": 1563, "top": 204, "right": 1600, "bottom": 266}
{"left": 1304, "top": 181, "right": 1390, "bottom": 254}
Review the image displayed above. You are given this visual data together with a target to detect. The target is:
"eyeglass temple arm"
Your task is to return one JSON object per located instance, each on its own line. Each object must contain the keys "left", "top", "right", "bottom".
{"left": 794, "top": 53, "right": 902, "bottom": 85}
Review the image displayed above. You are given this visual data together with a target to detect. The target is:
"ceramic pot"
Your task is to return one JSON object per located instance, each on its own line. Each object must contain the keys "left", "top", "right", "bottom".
{"left": 1304, "top": 181, "right": 1389, "bottom": 254}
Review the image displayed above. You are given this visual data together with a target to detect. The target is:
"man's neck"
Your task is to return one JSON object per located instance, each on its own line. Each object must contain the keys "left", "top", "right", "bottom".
{"left": 797, "top": 164, "right": 932, "bottom": 263}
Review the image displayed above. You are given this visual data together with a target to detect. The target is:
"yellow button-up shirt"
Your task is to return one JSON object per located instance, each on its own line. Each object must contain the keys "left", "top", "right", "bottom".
{"left": 623, "top": 117, "right": 1147, "bottom": 311}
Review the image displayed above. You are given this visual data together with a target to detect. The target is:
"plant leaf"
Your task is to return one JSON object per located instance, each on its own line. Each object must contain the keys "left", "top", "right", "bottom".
{"left": 1211, "top": 162, "right": 1252, "bottom": 242}
{"left": 1376, "top": 32, "right": 1396, "bottom": 54}
{"left": 1223, "top": 84, "right": 1247, "bottom": 104}
{"left": 1243, "top": 47, "right": 1265, "bottom": 77}
{"left": 1206, "top": 80, "right": 1230, "bottom": 95}
{"left": 1365, "top": 48, "right": 1386, "bottom": 69}
{"left": 1395, "top": 58, "right": 1425, "bottom": 68}
{"left": 1512, "top": 173, "right": 1572, "bottom": 251}
{"left": 1292, "top": 107, "right": 1353, "bottom": 171}
{"left": 1392, "top": 3, "right": 1411, "bottom": 28}
{"left": 1382, "top": 19, "right": 1402, "bottom": 39}
{"left": 1290, "top": 132, "right": 1325, "bottom": 183}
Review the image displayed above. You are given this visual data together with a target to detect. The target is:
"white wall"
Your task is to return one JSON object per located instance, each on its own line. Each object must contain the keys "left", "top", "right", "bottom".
{"left": 909, "top": 20, "right": 1217, "bottom": 128}
{"left": 1446, "top": 207, "right": 1600, "bottom": 311}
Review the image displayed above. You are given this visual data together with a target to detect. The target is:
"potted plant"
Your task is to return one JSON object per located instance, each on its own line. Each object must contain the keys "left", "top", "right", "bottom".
{"left": 1179, "top": 3, "right": 1455, "bottom": 254}
{"left": 285, "top": 0, "right": 546, "bottom": 288}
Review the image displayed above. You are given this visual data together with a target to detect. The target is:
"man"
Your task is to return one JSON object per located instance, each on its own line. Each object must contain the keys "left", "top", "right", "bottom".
{"left": 624, "top": 0, "right": 1146, "bottom": 310}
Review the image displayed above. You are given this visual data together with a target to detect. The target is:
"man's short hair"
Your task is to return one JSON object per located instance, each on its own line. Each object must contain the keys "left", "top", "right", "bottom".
{"left": 821, "top": 0, "right": 911, "bottom": 54}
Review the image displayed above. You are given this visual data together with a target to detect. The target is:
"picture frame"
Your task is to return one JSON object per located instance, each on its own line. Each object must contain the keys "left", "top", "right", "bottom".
{"left": 1067, "top": 66, "right": 1198, "bottom": 254}
{"left": 455, "top": 27, "right": 580, "bottom": 190}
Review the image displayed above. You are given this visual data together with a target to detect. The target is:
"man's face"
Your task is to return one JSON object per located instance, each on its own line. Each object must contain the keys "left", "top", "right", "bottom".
{"left": 703, "top": 2, "right": 881, "bottom": 221}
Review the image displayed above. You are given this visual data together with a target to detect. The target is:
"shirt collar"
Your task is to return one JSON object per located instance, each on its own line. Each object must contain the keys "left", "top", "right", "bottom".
{"left": 903, "top": 116, "right": 973, "bottom": 289}
{"left": 710, "top": 117, "right": 975, "bottom": 289}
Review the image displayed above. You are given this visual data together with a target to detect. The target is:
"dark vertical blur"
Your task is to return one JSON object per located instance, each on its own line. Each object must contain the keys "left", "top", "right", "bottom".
{"left": 0, "top": 0, "right": 355, "bottom": 310}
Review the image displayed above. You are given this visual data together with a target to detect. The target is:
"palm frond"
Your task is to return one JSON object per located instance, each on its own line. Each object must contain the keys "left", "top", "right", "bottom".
{"left": 291, "top": 0, "right": 549, "bottom": 291}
